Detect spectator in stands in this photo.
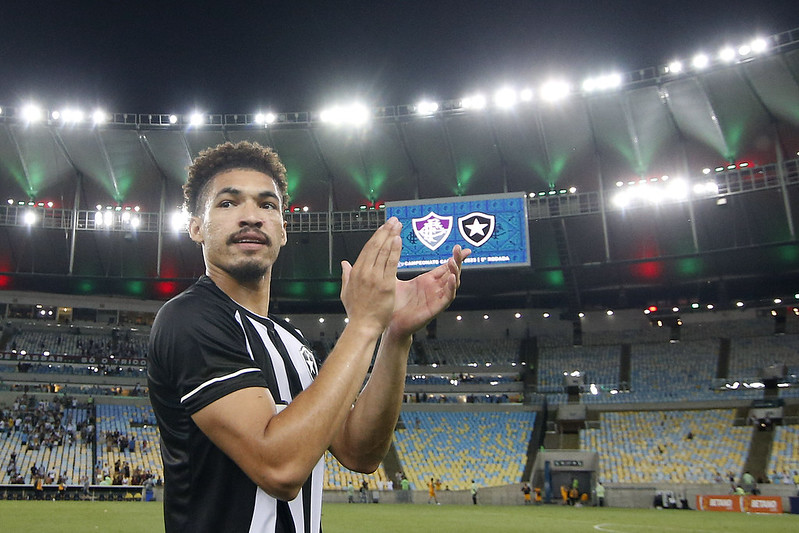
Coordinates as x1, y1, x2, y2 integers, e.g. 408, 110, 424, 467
147, 141, 469, 532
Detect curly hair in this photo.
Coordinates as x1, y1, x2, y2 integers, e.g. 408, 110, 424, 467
184, 141, 290, 216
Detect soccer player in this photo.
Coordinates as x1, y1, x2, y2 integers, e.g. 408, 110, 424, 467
148, 141, 470, 532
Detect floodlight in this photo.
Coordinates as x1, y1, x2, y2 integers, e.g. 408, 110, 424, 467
702, 168, 711, 174
493, 87, 517, 109
461, 94, 487, 110
568, 186, 577, 193
254, 112, 276, 125
612, 192, 630, 208
94, 212, 103, 227
320, 103, 370, 125
103, 211, 113, 227
130, 216, 140, 229
751, 38, 768, 54
170, 210, 188, 231
51, 111, 61, 120
21, 104, 43, 123
692, 54, 709, 69
719, 47, 736, 62
23, 210, 37, 226
415, 101, 439, 116
168, 114, 178, 124
665, 178, 688, 200
667, 61, 683, 74
738, 44, 751, 57
92, 109, 108, 124
586, 73, 622, 92
519, 88, 533, 102
736, 301, 744, 308
539, 81, 570, 102
122, 211, 131, 223
60, 108, 84, 123
189, 113, 205, 126
606, 310, 614, 316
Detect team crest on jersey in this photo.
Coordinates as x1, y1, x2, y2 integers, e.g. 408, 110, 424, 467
412, 211, 453, 251
457, 212, 495, 247
301, 345, 318, 378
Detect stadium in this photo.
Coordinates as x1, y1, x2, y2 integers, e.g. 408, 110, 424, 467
1, 6, 799, 532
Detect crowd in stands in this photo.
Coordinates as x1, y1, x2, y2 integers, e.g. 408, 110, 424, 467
1, 394, 94, 485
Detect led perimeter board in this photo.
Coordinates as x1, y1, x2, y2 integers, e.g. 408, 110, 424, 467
385, 192, 530, 271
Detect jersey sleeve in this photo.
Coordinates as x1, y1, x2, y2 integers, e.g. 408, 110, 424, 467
149, 293, 267, 415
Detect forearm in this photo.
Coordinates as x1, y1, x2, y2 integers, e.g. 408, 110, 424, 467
194, 320, 382, 500
332, 327, 412, 471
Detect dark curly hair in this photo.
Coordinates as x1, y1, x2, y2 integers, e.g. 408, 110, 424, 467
184, 141, 290, 216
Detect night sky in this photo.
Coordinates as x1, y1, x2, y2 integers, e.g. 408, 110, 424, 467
1, 1, 798, 113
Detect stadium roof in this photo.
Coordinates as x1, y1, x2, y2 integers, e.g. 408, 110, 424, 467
1, 31, 798, 314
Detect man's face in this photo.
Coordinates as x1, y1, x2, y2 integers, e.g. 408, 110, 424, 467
189, 168, 287, 283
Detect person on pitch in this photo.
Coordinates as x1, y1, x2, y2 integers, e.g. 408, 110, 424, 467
148, 141, 470, 532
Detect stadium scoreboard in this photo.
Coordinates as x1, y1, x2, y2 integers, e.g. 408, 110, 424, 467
385, 192, 530, 271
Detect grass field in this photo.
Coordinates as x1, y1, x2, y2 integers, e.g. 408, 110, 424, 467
1, 501, 798, 532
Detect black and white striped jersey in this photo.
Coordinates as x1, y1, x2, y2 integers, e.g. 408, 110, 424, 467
148, 275, 323, 533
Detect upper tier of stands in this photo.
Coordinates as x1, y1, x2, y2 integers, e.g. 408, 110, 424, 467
2, 315, 798, 405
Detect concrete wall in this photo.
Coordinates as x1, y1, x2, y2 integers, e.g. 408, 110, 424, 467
323, 482, 799, 509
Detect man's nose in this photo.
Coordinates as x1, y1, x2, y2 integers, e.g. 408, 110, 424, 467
239, 202, 263, 226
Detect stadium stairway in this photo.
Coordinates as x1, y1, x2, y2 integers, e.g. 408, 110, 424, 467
743, 426, 774, 482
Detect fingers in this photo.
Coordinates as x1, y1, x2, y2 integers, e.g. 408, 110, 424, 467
340, 260, 352, 290
448, 245, 471, 288
357, 217, 402, 271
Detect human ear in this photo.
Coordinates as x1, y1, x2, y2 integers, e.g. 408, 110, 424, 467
188, 216, 204, 244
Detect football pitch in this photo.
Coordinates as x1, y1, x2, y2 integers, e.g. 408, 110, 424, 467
2, 501, 798, 532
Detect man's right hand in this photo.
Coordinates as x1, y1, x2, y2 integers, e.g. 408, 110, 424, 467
339, 217, 403, 337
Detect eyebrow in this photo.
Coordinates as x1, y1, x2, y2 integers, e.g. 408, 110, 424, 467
214, 187, 281, 203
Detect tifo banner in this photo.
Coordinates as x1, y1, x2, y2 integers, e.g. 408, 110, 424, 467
696, 495, 783, 514
696, 495, 742, 512
743, 496, 782, 514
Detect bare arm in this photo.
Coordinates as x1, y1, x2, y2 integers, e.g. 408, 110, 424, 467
191, 219, 403, 500
330, 245, 471, 471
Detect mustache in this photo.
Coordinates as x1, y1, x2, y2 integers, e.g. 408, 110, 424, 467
227, 228, 271, 246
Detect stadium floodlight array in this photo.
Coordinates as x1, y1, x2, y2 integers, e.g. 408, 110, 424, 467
0, 29, 790, 130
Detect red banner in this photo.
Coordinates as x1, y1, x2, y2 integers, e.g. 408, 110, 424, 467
743, 496, 782, 514
697, 495, 783, 514
696, 495, 742, 512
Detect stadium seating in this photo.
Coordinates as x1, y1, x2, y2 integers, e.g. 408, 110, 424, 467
95, 404, 163, 482
766, 425, 799, 483
581, 409, 750, 483
392, 410, 535, 490
419, 339, 519, 366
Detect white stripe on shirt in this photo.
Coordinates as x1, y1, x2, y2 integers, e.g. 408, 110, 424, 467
180, 367, 262, 403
